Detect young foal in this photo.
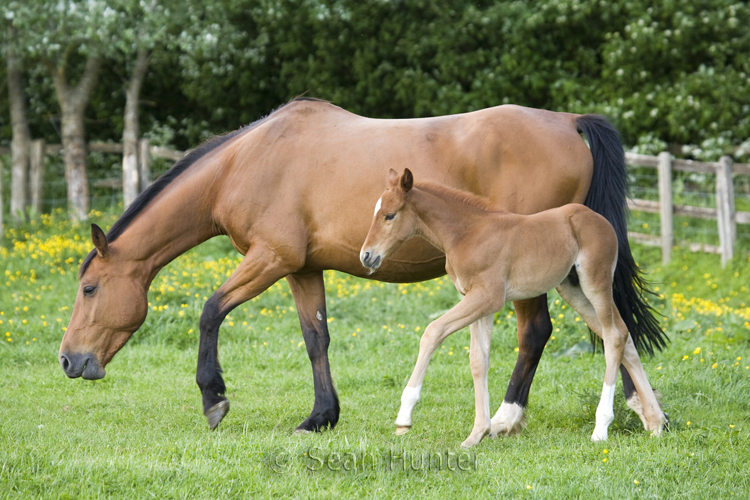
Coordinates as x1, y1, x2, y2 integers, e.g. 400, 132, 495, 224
360, 169, 666, 447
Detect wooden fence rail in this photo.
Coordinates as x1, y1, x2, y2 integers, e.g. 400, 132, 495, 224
625, 152, 750, 267
2, 141, 749, 266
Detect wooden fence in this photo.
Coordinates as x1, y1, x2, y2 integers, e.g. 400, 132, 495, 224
2, 141, 749, 266
625, 152, 750, 267
0, 139, 184, 214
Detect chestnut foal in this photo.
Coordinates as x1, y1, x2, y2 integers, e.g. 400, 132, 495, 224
360, 169, 666, 447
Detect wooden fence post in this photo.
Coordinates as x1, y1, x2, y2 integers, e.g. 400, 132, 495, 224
29, 139, 45, 215
658, 151, 673, 264
138, 138, 150, 191
716, 156, 735, 266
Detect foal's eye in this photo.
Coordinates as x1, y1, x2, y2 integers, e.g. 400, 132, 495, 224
83, 285, 97, 296
384, 213, 396, 221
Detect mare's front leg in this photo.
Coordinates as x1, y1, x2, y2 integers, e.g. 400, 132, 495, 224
491, 294, 551, 437
395, 289, 499, 436
462, 314, 494, 448
198, 241, 294, 429
286, 271, 339, 433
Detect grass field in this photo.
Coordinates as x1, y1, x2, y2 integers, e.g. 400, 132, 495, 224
2, 211, 749, 499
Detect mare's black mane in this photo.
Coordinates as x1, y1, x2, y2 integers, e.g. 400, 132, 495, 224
78, 97, 325, 278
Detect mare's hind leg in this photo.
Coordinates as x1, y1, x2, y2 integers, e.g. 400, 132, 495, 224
198, 241, 296, 429
395, 289, 501, 438
490, 295, 551, 437
287, 271, 339, 433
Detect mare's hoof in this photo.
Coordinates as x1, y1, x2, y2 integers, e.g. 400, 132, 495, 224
395, 426, 411, 436
295, 408, 339, 433
489, 420, 523, 437
206, 400, 230, 430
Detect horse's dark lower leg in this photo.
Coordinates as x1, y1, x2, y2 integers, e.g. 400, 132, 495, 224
197, 294, 230, 429
491, 294, 551, 436
620, 364, 636, 401
287, 272, 340, 432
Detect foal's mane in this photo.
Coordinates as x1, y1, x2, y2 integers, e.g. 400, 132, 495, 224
415, 181, 502, 213
78, 97, 326, 279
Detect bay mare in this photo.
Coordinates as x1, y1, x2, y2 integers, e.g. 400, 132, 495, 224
360, 169, 666, 446
59, 98, 666, 433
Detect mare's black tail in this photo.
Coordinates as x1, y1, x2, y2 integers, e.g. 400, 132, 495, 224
576, 114, 668, 355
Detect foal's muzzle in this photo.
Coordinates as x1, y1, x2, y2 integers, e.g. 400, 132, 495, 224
59, 352, 106, 380
360, 251, 381, 270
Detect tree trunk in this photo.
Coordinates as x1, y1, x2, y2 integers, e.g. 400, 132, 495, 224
122, 48, 150, 207
0, 155, 4, 238
51, 54, 102, 221
7, 25, 31, 224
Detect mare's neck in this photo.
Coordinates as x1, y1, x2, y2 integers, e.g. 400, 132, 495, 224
410, 186, 489, 253
111, 159, 223, 285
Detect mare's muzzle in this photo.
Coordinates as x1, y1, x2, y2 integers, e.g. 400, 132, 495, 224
59, 352, 106, 380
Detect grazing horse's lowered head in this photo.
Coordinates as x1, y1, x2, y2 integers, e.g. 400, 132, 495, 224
58, 224, 148, 380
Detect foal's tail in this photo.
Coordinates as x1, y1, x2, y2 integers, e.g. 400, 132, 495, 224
576, 114, 668, 356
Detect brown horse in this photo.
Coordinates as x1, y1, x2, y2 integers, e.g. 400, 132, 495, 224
59, 98, 666, 433
360, 169, 666, 446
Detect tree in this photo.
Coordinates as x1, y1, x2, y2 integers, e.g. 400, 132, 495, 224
5, 23, 30, 223
1, 1, 116, 221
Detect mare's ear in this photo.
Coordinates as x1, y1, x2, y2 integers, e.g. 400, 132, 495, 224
401, 168, 413, 192
387, 168, 400, 187
91, 224, 109, 258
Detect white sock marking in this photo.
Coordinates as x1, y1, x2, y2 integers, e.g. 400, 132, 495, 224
395, 385, 421, 427
491, 402, 524, 428
592, 382, 616, 441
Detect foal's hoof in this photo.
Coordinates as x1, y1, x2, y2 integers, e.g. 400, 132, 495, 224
395, 425, 411, 436
205, 400, 230, 430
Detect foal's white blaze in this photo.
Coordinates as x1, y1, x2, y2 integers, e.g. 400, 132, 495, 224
591, 382, 616, 441
395, 385, 422, 427
490, 401, 525, 436
373, 197, 382, 217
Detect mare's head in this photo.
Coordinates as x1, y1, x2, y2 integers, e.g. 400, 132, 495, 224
58, 224, 148, 380
360, 168, 417, 271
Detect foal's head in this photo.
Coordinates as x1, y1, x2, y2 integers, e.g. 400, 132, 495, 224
360, 168, 416, 271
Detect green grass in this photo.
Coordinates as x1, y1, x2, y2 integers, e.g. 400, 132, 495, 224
1, 213, 749, 499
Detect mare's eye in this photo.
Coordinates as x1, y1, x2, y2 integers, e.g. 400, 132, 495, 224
83, 285, 97, 296
384, 213, 396, 221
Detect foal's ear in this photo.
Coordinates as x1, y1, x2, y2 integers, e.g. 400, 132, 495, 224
91, 224, 109, 258
401, 168, 413, 192
387, 168, 400, 187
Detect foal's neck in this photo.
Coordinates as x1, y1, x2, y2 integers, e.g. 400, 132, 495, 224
410, 184, 497, 253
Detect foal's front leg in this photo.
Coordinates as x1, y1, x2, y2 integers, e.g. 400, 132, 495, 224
462, 314, 494, 448
395, 290, 497, 436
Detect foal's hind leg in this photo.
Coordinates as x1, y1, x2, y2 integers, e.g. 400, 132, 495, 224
557, 280, 658, 430
556, 278, 625, 441
619, 333, 667, 435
